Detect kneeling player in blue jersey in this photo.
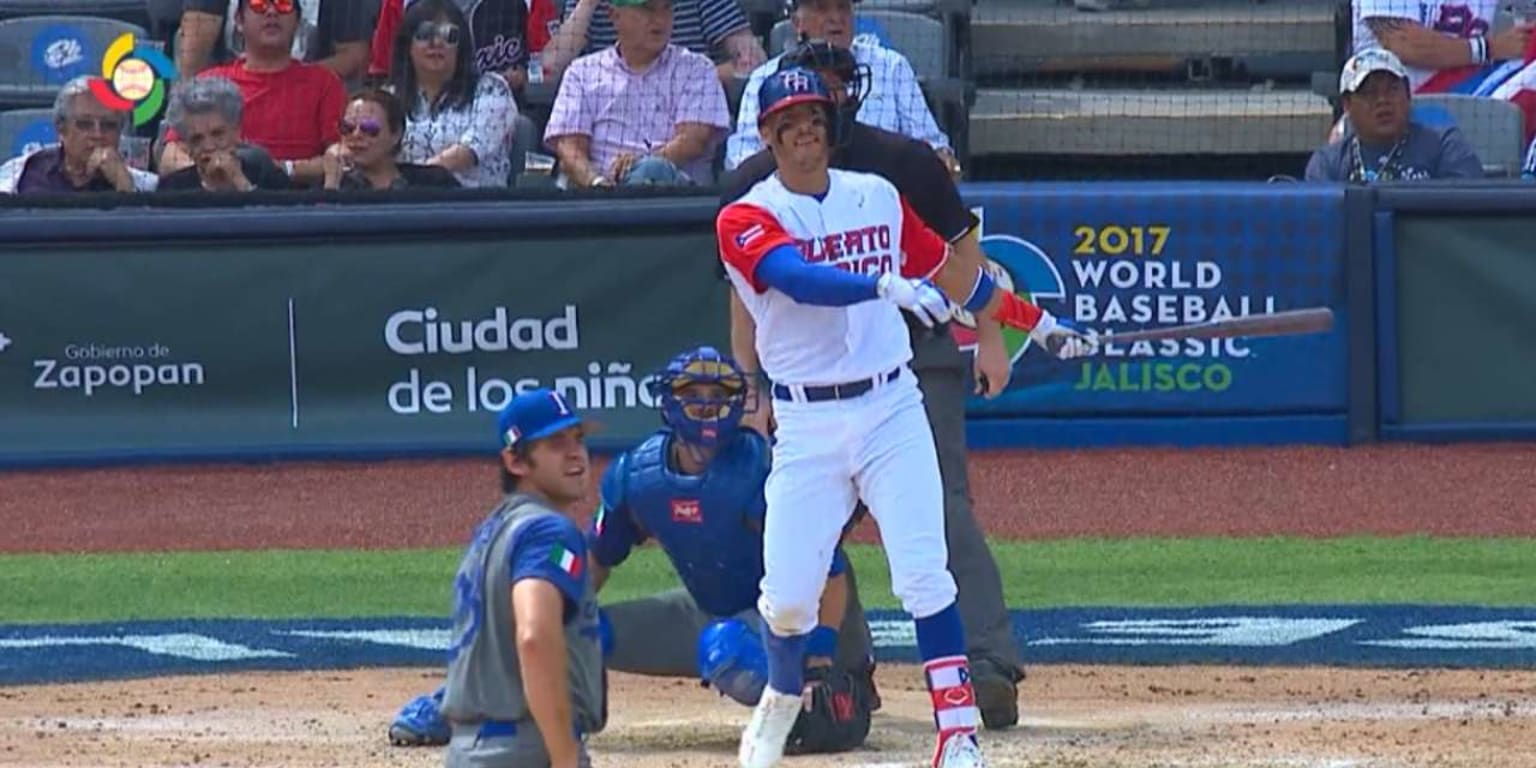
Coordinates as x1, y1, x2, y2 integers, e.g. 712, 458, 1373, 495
390, 346, 878, 756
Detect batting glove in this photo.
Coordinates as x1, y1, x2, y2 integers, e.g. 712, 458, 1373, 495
876, 274, 949, 328
1030, 311, 1099, 360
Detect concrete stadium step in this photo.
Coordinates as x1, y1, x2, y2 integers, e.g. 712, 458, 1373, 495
969, 87, 1333, 155
972, 1, 1338, 77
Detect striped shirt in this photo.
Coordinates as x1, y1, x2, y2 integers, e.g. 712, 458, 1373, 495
563, 0, 749, 58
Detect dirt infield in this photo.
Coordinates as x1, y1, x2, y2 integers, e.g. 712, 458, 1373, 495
3, 444, 1535, 554
2, 664, 1534, 768
3, 443, 1536, 766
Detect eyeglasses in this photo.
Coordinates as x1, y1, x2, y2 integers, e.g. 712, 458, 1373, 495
339, 118, 383, 137
248, 0, 296, 14
413, 21, 460, 46
69, 117, 122, 133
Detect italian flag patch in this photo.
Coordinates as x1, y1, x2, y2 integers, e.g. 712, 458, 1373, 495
550, 544, 582, 579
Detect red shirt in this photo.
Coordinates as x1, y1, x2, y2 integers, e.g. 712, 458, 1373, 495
168, 59, 345, 162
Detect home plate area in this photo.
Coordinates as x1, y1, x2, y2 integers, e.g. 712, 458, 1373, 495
3, 664, 1535, 767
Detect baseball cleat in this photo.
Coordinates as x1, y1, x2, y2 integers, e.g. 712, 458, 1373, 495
388, 688, 450, 747
738, 688, 802, 768
934, 733, 990, 768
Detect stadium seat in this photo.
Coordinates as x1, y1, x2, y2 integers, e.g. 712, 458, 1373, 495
1410, 93, 1526, 177
0, 106, 54, 159
0, 15, 151, 108
509, 113, 537, 177
0, 0, 150, 28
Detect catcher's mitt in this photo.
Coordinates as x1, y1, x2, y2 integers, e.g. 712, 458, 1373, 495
784, 665, 873, 755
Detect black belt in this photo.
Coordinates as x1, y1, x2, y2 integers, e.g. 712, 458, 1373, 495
771, 368, 901, 403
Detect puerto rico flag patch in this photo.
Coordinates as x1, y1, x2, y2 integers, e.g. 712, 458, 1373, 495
550, 544, 583, 578
735, 224, 764, 248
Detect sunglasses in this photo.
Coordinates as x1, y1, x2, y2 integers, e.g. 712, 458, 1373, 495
339, 118, 383, 137
413, 21, 461, 46
247, 0, 295, 14
69, 117, 122, 133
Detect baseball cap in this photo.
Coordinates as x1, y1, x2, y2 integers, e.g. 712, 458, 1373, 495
496, 388, 593, 450
758, 67, 835, 124
1339, 48, 1408, 94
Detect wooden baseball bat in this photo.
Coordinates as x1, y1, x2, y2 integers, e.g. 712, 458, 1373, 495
1097, 307, 1335, 345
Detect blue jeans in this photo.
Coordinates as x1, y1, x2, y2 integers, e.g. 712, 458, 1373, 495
621, 155, 694, 187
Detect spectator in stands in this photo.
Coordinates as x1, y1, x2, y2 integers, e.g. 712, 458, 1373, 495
1349, 0, 1536, 145
368, 0, 561, 88
391, 0, 520, 187
0, 77, 157, 194
1352, 0, 1529, 95
543, 0, 731, 187
540, 0, 764, 84
323, 89, 463, 189
1306, 49, 1483, 182
178, 0, 378, 83
723, 0, 955, 174
157, 78, 293, 191
159, 0, 348, 186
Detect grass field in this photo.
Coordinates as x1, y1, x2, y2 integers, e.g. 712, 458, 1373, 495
5, 536, 1535, 624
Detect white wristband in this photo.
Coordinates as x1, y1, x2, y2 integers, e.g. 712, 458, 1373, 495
1470, 36, 1489, 65
284, 159, 295, 177
1028, 309, 1058, 343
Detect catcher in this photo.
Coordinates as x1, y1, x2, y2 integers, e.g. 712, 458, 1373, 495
391, 345, 878, 756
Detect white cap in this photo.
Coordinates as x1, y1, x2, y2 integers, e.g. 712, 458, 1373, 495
1339, 48, 1409, 94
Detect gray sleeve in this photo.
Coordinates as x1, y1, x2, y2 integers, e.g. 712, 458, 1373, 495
1303, 146, 1339, 182
1435, 127, 1486, 179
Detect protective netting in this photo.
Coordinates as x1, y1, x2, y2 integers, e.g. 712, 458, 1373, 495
3, 0, 1536, 190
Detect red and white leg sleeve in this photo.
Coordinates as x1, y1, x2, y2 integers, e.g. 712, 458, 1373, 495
924, 655, 980, 765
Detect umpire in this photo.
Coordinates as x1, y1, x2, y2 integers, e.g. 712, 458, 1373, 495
718, 38, 1026, 730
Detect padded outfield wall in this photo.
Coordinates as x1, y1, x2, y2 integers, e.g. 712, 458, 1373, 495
0, 182, 1530, 467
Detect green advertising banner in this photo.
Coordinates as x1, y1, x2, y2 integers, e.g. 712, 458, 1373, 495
1392, 216, 1536, 425
0, 232, 726, 461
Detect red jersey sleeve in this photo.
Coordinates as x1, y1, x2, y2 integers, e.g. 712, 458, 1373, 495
717, 202, 796, 293
898, 194, 950, 280
368, 0, 403, 78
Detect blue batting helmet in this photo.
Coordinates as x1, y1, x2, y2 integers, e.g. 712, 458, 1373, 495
757, 66, 835, 126
648, 346, 749, 448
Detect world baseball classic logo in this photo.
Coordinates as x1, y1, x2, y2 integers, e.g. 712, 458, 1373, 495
87, 33, 178, 128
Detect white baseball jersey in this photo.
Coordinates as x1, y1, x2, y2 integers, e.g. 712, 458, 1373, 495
1353, 0, 1499, 90
716, 168, 948, 387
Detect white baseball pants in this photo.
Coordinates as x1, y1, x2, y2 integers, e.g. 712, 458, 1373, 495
757, 368, 957, 637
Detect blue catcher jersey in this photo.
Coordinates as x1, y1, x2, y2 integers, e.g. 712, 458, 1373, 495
588, 428, 770, 618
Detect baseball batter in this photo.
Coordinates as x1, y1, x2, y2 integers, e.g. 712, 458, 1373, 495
391, 347, 877, 756
438, 388, 606, 768
716, 68, 1096, 768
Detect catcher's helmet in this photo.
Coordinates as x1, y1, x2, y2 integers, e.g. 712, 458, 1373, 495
777, 37, 870, 115
757, 66, 836, 126
647, 346, 749, 448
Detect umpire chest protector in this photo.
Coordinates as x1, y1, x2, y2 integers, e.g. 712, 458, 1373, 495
621, 429, 770, 617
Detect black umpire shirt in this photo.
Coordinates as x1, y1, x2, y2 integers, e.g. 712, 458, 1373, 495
717, 122, 977, 372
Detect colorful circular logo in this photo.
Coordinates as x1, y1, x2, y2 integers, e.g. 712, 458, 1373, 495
950, 234, 1067, 364
86, 34, 177, 127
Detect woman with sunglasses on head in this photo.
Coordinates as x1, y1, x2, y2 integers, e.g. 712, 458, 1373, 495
323, 88, 461, 190
389, 0, 519, 187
